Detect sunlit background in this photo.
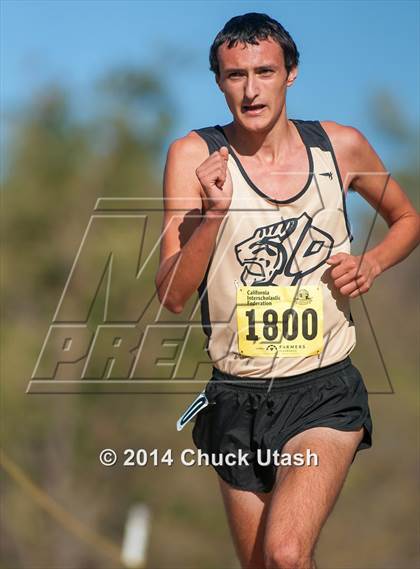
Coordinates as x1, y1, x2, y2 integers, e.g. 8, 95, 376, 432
1, 1, 419, 568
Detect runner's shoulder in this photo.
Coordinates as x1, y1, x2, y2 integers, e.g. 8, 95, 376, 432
166, 130, 210, 168
320, 120, 370, 157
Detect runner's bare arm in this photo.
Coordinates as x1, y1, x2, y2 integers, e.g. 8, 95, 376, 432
322, 121, 420, 275
155, 132, 229, 313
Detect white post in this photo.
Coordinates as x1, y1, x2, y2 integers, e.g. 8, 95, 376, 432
121, 504, 151, 569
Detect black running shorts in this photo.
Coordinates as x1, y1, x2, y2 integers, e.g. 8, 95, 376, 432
192, 356, 373, 493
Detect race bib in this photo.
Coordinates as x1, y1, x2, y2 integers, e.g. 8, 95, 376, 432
236, 285, 323, 358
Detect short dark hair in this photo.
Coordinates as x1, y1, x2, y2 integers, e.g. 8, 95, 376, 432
209, 12, 299, 77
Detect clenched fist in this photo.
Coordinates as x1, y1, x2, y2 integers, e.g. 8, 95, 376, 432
326, 252, 382, 298
195, 146, 233, 216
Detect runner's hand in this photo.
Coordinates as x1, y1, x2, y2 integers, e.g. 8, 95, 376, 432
326, 252, 382, 298
195, 146, 233, 216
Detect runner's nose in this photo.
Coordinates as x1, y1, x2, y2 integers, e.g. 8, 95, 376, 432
244, 76, 259, 100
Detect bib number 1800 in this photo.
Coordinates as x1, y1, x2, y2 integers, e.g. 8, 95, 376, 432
245, 307, 318, 341
236, 285, 323, 358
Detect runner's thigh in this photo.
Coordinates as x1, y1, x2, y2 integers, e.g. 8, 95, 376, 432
264, 426, 364, 559
218, 476, 272, 569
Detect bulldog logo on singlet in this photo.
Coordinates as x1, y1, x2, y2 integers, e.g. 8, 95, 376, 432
234, 213, 333, 286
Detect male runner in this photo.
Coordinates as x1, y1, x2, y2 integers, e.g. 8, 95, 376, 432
155, 13, 420, 569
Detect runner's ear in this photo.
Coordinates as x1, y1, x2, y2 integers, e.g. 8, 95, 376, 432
215, 74, 224, 93
286, 66, 298, 87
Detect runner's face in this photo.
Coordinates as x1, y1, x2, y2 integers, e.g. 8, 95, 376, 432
216, 38, 297, 131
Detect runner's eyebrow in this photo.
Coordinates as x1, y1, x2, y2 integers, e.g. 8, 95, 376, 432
224, 65, 278, 74
255, 65, 277, 70
224, 68, 246, 74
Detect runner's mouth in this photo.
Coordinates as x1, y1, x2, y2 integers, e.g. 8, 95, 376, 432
242, 104, 266, 114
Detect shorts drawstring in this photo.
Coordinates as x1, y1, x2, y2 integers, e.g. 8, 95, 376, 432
250, 396, 259, 412
265, 393, 275, 416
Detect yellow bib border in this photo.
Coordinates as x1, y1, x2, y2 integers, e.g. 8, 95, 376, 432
236, 285, 323, 358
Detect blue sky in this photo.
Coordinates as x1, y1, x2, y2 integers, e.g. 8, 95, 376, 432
1, 0, 419, 172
